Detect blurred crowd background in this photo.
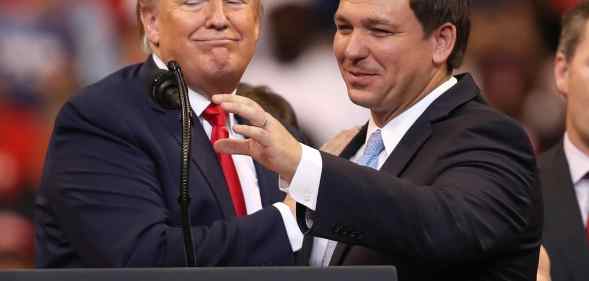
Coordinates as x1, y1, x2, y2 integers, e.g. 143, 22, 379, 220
0, 0, 582, 268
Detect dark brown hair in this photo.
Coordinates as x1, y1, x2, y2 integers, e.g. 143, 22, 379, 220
409, 0, 471, 71
558, 1, 589, 61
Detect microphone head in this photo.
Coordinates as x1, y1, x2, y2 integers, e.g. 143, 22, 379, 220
152, 69, 181, 110
167, 61, 181, 72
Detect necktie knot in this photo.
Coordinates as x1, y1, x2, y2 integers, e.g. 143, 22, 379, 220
357, 129, 385, 169
203, 104, 227, 127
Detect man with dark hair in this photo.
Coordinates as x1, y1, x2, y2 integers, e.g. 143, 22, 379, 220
35, 0, 304, 267
540, 2, 589, 281
212, 0, 542, 280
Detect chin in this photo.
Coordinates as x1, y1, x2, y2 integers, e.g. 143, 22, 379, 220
348, 88, 377, 107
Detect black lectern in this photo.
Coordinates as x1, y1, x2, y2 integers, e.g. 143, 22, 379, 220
0, 266, 397, 281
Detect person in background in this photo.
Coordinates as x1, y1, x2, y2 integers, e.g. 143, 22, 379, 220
237, 83, 310, 145
540, 2, 589, 281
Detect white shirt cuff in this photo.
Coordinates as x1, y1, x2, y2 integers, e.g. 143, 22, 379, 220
287, 144, 323, 211
273, 202, 303, 252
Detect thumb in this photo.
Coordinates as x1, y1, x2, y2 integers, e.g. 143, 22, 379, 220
214, 139, 252, 155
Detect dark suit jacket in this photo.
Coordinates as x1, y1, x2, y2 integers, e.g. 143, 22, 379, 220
297, 74, 542, 281
539, 142, 589, 281
35, 58, 294, 267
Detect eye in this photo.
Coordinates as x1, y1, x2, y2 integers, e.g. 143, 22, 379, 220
370, 28, 393, 37
225, 0, 245, 4
184, 0, 205, 5
336, 24, 353, 35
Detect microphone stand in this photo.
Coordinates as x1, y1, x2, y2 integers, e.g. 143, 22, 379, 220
168, 61, 196, 267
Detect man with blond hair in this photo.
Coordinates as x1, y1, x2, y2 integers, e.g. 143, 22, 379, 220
35, 0, 304, 267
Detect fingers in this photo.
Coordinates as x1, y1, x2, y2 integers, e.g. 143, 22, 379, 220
233, 124, 272, 147
212, 94, 266, 127
213, 139, 251, 155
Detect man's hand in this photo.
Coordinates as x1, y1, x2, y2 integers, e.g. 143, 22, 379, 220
211, 94, 302, 182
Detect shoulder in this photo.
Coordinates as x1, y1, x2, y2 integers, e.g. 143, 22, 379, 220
70, 62, 146, 111
442, 97, 533, 153
54, 62, 149, 136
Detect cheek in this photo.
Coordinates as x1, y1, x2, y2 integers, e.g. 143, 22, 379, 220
332, 36, 346, 62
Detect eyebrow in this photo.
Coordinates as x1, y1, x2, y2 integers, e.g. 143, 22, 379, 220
363, 18, 395, 27
334, 14, 397, 28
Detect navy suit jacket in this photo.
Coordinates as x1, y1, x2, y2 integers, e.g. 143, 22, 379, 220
297, 74, 542, 281
35, 58, 294, 267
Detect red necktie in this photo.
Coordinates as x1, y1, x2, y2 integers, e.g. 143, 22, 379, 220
203, 104, 247, 216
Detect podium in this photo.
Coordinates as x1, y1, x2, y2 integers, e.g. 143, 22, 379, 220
1, 266, 397, 281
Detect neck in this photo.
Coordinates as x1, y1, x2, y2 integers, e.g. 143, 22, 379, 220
186, 75, 239, 99
567, 125, 589, 158
372, 69, 451, 128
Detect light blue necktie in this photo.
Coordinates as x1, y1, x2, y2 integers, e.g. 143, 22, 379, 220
356, 129, 385, 169
321, 129, 385, 266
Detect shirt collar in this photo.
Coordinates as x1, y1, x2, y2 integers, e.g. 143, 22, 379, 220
366, 76, 458, 155
564, 133, 589, 184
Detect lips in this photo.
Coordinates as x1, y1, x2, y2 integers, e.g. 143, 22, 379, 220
193, 38, 238, 46
344, 69, 378, 87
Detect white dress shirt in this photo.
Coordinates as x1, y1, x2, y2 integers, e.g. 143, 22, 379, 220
563, 134, 589, 227
288, 77, 458, 266
152, 55, 303, 252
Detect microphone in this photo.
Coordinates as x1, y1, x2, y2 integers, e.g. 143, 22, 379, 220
151, 61, 196, 267
152, 69, 180, 109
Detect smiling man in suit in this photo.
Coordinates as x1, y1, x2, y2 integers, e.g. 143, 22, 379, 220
35, 0, 304, 267
540, 2, 589, 281
212, 0, 542, 280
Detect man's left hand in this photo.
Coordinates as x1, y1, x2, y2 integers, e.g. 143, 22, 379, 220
212, 94, 302, 182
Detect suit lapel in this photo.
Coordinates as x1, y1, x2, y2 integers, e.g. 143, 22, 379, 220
141, 57, 236, 218
542, 143, 589, 281
380, 119, 432, 176
189, 118, 236, 218
156, 110, 236, 218
380, 74, 478, 176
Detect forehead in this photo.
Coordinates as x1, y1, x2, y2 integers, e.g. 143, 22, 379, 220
156, 0, 261, 6
336, 0, 412, 23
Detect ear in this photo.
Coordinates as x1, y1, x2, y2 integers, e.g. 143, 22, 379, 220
140, 3, 161, 48
431, 23, 457, 67
253, 3, 262, 43
554, 52, 570, 99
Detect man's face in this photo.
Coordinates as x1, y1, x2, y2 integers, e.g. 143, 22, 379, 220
555, 22, 589, 150
146, 0, 260, 95
333, 0, 438, 122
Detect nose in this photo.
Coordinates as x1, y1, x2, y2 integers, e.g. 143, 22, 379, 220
206, 1, 229, 31
343, 31, 369, 62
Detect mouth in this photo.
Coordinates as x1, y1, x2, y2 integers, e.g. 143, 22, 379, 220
344, 69, 378, 86
193, 38, 239, 47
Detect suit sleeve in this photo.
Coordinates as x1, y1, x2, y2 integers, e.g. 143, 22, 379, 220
42, 100, 293, 267
305, 119, 541, 265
